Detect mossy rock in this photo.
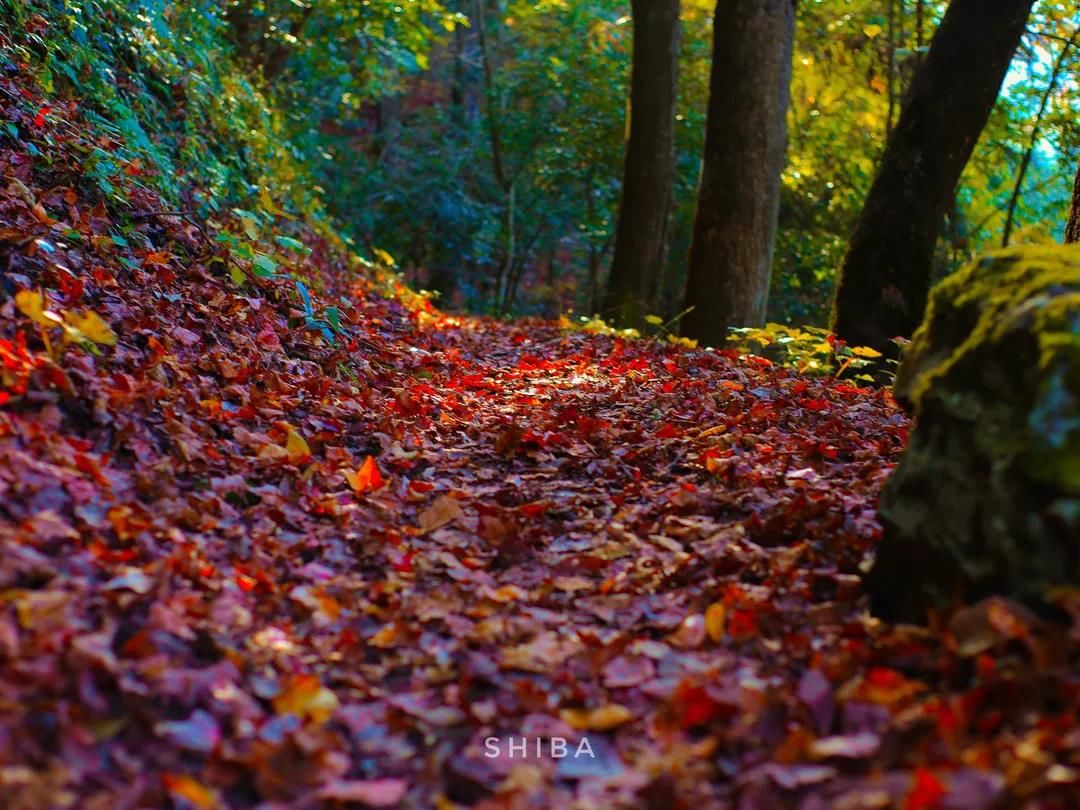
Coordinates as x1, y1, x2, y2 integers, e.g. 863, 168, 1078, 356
867, 245, 1080, 622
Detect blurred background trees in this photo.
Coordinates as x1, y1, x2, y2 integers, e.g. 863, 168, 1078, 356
9, 0, 1078, 328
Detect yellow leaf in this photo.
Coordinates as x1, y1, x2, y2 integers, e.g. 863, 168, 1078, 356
705, 602, 726, 642
273, 674, 339, 723
15, 289, 61, 327
851, 346, 883, 359
560, 703, 633, 731
864, 23, 883, 37
284, 428, 311, 463
644, 314, 664, 326
66, 310, 118, 346
667, 334, 698, 350
374, 247, 396, 267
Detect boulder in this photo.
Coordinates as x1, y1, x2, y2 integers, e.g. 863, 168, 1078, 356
867, 246, 1080, 622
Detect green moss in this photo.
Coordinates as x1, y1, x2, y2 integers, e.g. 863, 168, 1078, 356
897, 246, 1080, 406
895, 246, 1080, 492
872, 246, 1080, 620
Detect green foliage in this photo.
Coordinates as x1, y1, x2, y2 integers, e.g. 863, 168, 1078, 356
7, 2, 301, 216
728, 323, 889, 381
3, 0, 1074, 330
774, 0, 1078, 324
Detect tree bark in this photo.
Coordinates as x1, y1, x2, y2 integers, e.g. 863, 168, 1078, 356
602, 0, 680, 329
831, 0, 1035, 353
681, 0, 796, 346
1067, 161, 1080, 244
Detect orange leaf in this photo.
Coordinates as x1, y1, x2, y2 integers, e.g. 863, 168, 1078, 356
273, 674, 339, 724
345, 455, 383, 494
162, 774, 220, 809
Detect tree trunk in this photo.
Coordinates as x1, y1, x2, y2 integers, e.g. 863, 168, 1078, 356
1067, 162, 1080, 244
602, 0, 680, 329
680, 0, 796, 346
886, 0, 896, 135
831, 0, 1034, 353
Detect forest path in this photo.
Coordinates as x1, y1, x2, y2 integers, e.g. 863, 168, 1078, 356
3, 282, 1061, 809
8, 281, 1022, 807
303, 314, 919, 806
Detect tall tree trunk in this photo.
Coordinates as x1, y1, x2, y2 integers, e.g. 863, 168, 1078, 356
831, 0, 1034, 352
886, 0, 897, 136
1067, 161, 1080, 244
914, 0, 925, 67
602, 0, 680, 329
681, 0, 796, 346
474, 0, 507, 191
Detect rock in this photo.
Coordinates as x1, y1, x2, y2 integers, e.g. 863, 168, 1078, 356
867, 246, 1080, 622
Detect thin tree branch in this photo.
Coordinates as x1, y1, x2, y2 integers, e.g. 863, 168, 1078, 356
1002, 26, 1078, 246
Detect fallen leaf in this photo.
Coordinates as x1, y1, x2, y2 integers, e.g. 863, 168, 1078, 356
162, 774, 220, 809
66, 310, 118, 346
285, 428, 312, 463
15, 289, 61, 327
560, 703, 634, 731
103, 568, 154, 594
156, 710, 221, 753
418, 494, 463, 532
704, 601, 726, 642
273, 673, 339, 723
809, 731, 881, 760
316, 779, 408, 806
346, 455, 383, 493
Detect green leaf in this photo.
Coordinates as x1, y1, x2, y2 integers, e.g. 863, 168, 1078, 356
253, 254, 277, 277
295, 280, 314, 317
325, 306, 342, 333
275, 235, 307, 252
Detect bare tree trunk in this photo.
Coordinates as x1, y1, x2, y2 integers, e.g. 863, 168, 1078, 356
886, 0, 897, 136
914, 0, 925, 66
473, 0, 517, 315
831, 0, 1035, 353
1067, 162, 1080, 244
474, 0, 507, 190
681, 0, 796, 346
1002, 27, 1078, 246
603, 0, 680, 329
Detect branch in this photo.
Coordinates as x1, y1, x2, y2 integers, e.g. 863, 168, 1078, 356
1001, 26, 1079, 246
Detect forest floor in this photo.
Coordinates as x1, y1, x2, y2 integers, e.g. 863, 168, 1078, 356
2, 63, 1080, 810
